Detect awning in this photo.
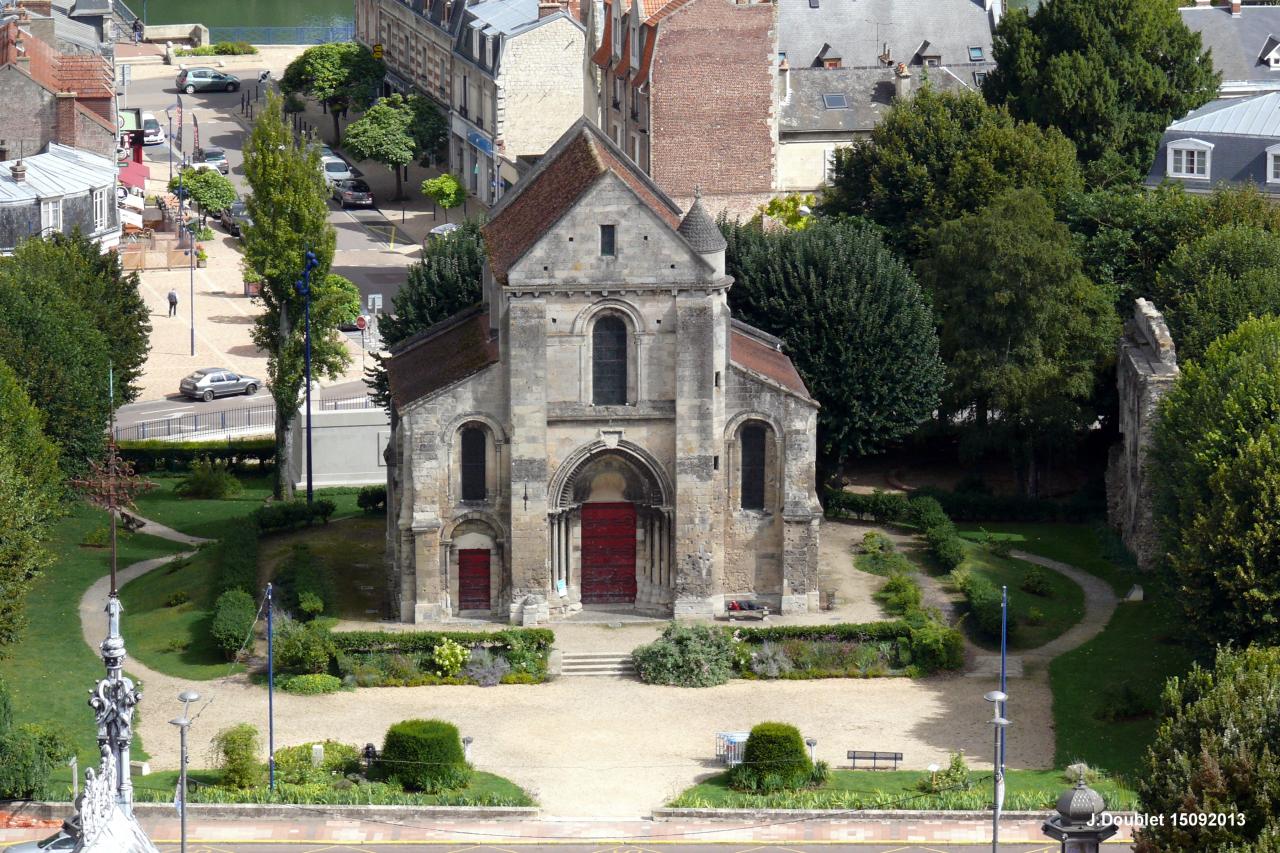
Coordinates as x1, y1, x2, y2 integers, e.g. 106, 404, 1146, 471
118, 160, 150, 190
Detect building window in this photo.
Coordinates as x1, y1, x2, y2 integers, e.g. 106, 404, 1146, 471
968, 46, 984, 61
599, 223, 616, 256
1169, 145, 1209, 178
974, 70, 988, 86
40, 198, 62, 234
925, 57, 940, 67
460, 427, 487, 500
592, 315, 627, 405
1270, 152, 1280, 182
740, 424, 766, 510
823, 148, 837, 183
93, 188, 108, 232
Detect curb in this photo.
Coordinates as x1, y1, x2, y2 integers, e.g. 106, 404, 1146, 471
653, 807, 1138, 821
4, 802, 540, 822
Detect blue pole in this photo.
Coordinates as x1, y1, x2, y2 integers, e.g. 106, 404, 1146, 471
266, 582, 274, 791
1000, 584, 1008, 774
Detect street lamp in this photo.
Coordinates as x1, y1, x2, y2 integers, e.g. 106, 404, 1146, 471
294, 250, 320, 504
1042, 781, 1118, 852
985, 690, 1009, 853
169, 689, 200, 853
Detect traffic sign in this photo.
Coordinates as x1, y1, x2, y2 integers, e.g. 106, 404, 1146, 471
372, 43, 384, 60
355, 315, 368, 331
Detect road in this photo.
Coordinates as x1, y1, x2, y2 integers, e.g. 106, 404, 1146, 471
3, 842, 1064, 853
115, 378, 373, 433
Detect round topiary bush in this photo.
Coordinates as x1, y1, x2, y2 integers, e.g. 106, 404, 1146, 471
379, 719, 471, 792
728, 721, 816, 793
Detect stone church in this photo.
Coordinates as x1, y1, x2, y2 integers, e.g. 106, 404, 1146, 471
384, 120, 821, 624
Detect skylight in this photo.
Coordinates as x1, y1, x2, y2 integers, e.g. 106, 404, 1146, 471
823, 93, 848, 109
968, 46, 984, 61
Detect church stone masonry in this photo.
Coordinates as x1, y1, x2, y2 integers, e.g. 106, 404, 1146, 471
385, 119, 821, 624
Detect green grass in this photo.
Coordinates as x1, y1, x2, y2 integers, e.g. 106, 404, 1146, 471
0, 504, 188, 766
670, 768, 1137, 810
952, 542, 1086, 651
259, 515, 389, 620
957, 522, 1137, 595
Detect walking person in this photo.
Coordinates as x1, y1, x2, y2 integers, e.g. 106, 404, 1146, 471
167, 289, 178, 318
132, 18, 143, 45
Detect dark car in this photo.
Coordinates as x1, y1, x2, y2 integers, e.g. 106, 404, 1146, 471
175, 67, 241, 94
332, 178, 374, 207
219, 200, 252, 237
180, 367, 261, 401
195, 146, 229, 174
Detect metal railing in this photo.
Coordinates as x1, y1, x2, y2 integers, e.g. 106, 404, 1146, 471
208, 25, 355, 45
114, 395, 381, 442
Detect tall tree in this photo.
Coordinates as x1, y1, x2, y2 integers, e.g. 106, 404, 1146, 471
368, 220, 485, 407
281, 42, 385, 144
1150, 317, 1280, 647
342, 94, 415, 201
421, 173, 468, 224
169, 167, 237, 224
408, 94, 449, 167
3, 233, 150, 404
821, 88, 1082, 259
916, 188, 1117, 496
984, 0, 1219, 172
241, 92, 345, 499
721, 216, 945, 485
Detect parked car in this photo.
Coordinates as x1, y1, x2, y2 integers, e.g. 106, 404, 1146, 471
8, 829, 75, 851
175, 67, 241, 94
180, 368, 261, 401
140, 111, 164, 145
332, 178, 374, 207
195, 146, 229, 174
320, 156, 354, 187
219, 200, 252, 237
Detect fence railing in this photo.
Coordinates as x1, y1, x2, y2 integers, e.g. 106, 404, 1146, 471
208, 25, 355, 45
114, 395, 380, 442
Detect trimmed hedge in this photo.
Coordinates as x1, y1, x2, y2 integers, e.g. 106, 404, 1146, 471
954, 570, 1005, 639
823, 488, 909, 523
214, 524, 260, 597
118, 438, 274, 473
380, 719, 470, 792
330, 628, 554, 655
277, 673, 342, 694
357, 484, 387, 513
728, 722, 816, 792
824, 485, 1105, 524
252, 498, 335, 532
732, 620, 963, 674
210, 588, 257, 659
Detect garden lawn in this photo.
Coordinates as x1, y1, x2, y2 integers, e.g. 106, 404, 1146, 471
957, 523, 1136, 595
670, 768, 1136, 810
259, 515, 389, 620
0, 504, 187, 766
953, 542, 1085, 651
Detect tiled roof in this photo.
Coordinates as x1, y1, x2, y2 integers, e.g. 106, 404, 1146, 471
386, 306, 499, 408
482, 119, 683, 284
676, 189, 726, 252
729, 320, 814, 402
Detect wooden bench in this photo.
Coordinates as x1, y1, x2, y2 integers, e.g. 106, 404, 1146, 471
848, 750, 903, 770
726, 600, 770, 621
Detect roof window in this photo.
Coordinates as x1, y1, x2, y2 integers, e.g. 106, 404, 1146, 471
968, 46, 984, 62
822, 93, 848, 109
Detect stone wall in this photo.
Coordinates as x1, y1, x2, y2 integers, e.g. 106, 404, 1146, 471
1106, 298, 1180, 571
497, 16, 585, 160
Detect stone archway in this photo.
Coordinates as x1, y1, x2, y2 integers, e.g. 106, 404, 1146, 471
548, 441, 674, 615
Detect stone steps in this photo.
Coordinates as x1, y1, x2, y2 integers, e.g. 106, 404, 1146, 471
560, 651, 637, 677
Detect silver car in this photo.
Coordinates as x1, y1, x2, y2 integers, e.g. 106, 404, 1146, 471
180, 368, 261, 402
321, 156, 354, 187
8, 829, 76, 851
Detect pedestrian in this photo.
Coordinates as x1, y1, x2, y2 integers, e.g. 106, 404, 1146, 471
132, 18, 142, 45
167, 288, 178, 318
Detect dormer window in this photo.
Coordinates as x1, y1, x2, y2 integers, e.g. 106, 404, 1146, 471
1167, 138, 1213, 179
630, 24, 639, 68
1261, 35, 1280, 68
1267, 143, 1280, 182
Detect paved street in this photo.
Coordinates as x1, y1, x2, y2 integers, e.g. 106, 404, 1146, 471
110, 843, 1070, 852
115, 378, 372, 434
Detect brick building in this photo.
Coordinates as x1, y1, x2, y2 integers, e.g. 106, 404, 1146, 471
384, 120, 820, 624
587, 0, 777, 217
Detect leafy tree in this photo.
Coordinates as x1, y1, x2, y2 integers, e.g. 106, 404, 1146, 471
821, 88, 1082, 259
722, 216, 944, 484
985, 0, 1219, 172
281, 42, 385, 143
169, 167, 237, 224
4, 233, 150, 404
368, 220, 485, 407
342, 94, 415, 201
1135, 646, 1280, 852
1150, 317, 1280, 647
916, 189, 1117, 496
242, 92, 345, 499
408, 95, 449, 167
322, 274, 362, 328
756, 194, 815, 230
1152, 225, 1280, 362
421, 173, 468, 223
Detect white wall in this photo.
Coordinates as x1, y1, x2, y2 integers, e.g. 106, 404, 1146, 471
289, 407, 391, 489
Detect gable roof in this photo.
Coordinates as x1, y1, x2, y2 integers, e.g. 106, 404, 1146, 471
386, 305, 500, 408
729, 319, 815, 403
482, 118, 684, 284
1168, 91, 1280, 137
1182, 5, 1280, 84
0, 142, 115, 202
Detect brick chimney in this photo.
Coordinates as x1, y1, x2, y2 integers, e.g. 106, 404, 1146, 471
18, 0, 54, 15
10, 160, 26, 182
1231, 0, 1242, 16
55, 91, 77, 148
537, 0, 563, 17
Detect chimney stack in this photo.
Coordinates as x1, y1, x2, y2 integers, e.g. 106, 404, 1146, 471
894, 62, 912, 100
537, 0, 560, 17
11, 160, 25, 182
55, 91, 78, 149
1231, 0, 1242, 15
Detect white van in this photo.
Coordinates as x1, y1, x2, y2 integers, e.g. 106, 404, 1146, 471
141, 112, 164, 145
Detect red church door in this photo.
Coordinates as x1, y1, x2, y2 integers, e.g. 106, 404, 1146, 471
457, 549, 491, 610
581, 502, 637, 604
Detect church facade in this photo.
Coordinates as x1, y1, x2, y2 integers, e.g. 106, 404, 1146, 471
384, 120, 821, 624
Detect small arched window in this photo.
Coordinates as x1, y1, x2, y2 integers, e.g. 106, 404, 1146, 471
592, 316, 627, 405
460, 427, 487, 501
740, 424, 767, 510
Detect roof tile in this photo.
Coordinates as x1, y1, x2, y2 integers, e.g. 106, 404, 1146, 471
730, 323, 813, 401
387, 306, 500, 408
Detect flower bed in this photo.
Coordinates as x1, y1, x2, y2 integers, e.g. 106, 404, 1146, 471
326, 628, 553, 687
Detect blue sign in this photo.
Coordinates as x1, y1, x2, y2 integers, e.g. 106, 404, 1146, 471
467, 129, 494, 157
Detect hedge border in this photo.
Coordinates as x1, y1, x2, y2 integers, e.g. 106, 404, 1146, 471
119, 438, 275, 473
330, 629, 554, 655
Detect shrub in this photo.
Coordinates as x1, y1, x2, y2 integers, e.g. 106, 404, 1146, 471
274, 544, 335, 619
857, 547, 916, 577
379, 719, 470, 792
430, 638, 468, 677
861, 531, 888, 554
632, 624, 735, 687
165, 590, 190, 607
278, 673, 343, 695
875, 572, 922, 616
907, 619, 965, 672
749, 641, 793, 678
0, 732, 48, 799
1027, 606, 1045, 626
911, 486, 1102, 523
252, 498, 335, 532
357, 484, 387, 513
118, 438, 274, 473
464, 648, 510, 687
211, 588, 257, 660
728, 722, 814, 792
1021, 566, 1051, 596
16, 723, 73, 765
917, 751, 972, 793
822, 488, 909, 523
214, 723, 262, 788
273, 616, 334, 674
274, 741, 361, 785
925, 524, 965, 570
214, 40, 257, 54
908, 496, 950, 530
956, 572, 1004, 638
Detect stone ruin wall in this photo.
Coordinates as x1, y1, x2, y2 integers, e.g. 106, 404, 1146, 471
1106, 298, 1180, 571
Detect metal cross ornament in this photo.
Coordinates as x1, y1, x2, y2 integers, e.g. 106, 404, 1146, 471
69, 439, 155, 595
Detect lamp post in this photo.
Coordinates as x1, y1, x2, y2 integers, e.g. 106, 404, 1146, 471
1042, 781, 1118, 852
985, 690, 1009, 853
294, 250, 320, 504
168, 690, 200, 853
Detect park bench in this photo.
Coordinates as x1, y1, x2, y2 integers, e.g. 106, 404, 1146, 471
848, 750, 903, 770
726, 600, 770, 621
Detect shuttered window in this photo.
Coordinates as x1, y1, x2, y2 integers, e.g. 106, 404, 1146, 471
592, 316, 627, 405
740, 424, 766, 510
460, 427, 486, 501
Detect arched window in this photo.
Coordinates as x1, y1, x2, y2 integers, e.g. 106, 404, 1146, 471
592, 315, 628, 405
460, 427, 487, 501
740, 424, 766, 510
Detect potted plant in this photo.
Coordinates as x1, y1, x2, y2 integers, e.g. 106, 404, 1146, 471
196, 246, 208, 268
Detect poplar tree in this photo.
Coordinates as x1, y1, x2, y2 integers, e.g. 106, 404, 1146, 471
242, 92, 345, 499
